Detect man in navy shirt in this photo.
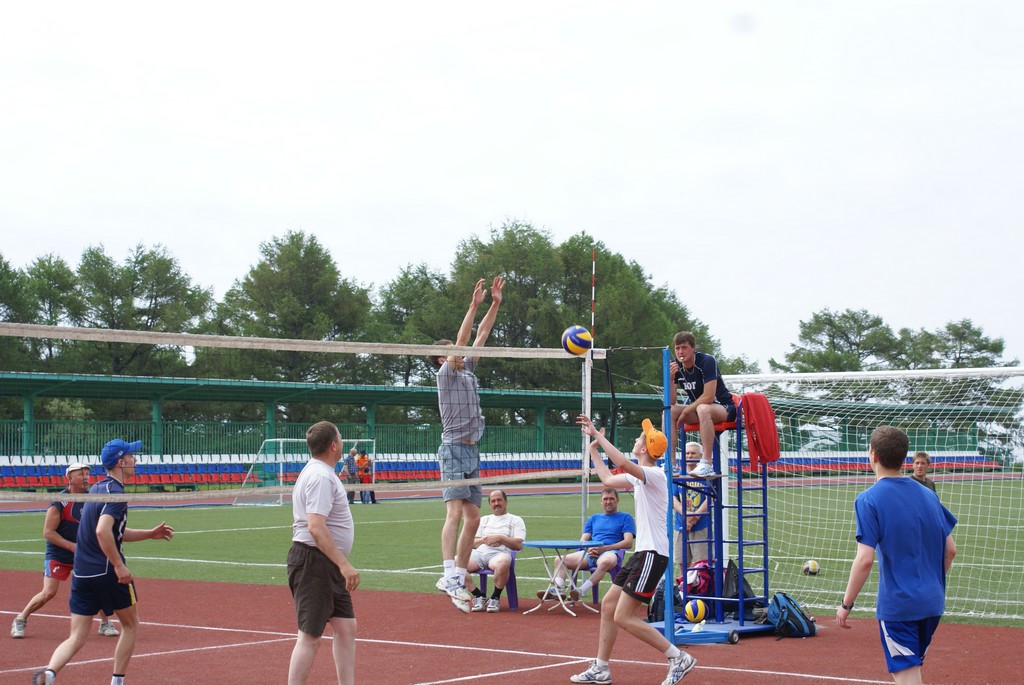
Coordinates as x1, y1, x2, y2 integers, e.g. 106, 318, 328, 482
33, 440, 174, 685
669, 331, 736, 477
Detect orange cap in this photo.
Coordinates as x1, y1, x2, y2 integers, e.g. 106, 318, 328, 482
641, 418, 668, 457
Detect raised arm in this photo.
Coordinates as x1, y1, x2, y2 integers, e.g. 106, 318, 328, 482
454, 278, 487, 347
471, 276, 504, 360
578, 415, 641, 484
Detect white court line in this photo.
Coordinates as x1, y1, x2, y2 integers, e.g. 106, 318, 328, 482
0, 610, 890, 684
0, 637, 295, 676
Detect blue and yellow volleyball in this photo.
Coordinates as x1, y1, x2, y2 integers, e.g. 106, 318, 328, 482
561, 325, 593, 356
684, 599, 707, 623
802, 560, 820, 576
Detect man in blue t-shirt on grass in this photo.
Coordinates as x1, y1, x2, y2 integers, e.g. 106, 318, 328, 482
537, 486, 636, 602
836, 426, 957, 685
33, 440, 174, 685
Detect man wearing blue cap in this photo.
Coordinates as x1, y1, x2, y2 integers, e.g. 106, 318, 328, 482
33, 440, 175, 685
11, 463, 119, 640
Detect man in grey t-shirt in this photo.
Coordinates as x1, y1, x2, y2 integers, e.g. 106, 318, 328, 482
427, 276, 504, 612
287, 421, 360, 685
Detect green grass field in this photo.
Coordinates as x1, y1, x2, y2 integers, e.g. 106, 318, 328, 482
2, 478, 1021, 626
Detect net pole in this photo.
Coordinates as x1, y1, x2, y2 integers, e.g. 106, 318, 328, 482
582, 351, 594, 530
582, 246, 596, 529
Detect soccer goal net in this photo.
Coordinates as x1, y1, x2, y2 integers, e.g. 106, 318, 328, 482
726, 367, 1024, 621
234, 438, 378, 506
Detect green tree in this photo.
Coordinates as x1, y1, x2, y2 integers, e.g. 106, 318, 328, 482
934, 319, 1013, 369
0, 253, 35, 375
770, 308, 896, 373
207, 231, 371, 421
371, 263, 447, 387
24, 254, 86, 368
71, 244, 212, 378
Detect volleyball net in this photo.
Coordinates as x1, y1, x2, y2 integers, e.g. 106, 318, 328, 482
0, 323, 609, 505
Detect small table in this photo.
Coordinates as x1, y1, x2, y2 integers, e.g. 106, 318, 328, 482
522, 539, 601, 617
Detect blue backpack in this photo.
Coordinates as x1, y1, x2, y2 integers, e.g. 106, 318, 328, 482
767, 592, 816, 638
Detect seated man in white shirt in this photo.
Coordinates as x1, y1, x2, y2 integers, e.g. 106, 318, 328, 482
463, 490, 525, 613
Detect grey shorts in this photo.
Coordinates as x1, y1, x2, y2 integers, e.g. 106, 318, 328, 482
438, 443, 482, 506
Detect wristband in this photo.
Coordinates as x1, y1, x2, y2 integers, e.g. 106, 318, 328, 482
840, 601, 854, 611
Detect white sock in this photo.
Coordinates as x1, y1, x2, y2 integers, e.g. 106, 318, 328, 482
554, 577, 565, 588
578, 579, 593, 593
443, 560, 455, 579
596, 659, 610, 669
455, 566, 467, 583
665, 646, 681, 659
111, 675, 125, 685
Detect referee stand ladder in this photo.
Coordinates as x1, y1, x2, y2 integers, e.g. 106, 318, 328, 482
654, 348, 777, 644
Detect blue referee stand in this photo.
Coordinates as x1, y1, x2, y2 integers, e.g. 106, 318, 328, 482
651, 348, 775, 644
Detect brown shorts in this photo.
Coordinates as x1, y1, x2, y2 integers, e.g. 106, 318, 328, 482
287, 541, 355, 637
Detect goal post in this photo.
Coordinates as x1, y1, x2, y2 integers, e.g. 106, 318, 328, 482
233, 437, 377, 506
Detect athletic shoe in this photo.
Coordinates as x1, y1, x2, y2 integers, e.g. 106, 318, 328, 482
536, 587, 561, 600
11, 616, 26, 639
98, 621, 119, 637
31, 669, 55, 685
435, 576, 448, 593
689, 462, 715, 478
451, 595, 471, 613
471, 596, 486, 612
570, 661, 612, 683
443, 577, 473, 603
535, 587, 580, 602
486, 598, 500, 613
662, 653, 696, 685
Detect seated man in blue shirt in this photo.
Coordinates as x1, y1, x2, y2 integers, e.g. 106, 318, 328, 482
536, 487, 635, 601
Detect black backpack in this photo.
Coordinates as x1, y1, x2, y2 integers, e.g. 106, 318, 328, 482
766, 592, 816, 638
647, 578, 684, 623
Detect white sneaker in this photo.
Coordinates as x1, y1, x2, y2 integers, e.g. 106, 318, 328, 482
435, 576, 448, 593
570, 661, 612, 683
11, 616, 26, 638
662, 653, 696, 685
32, 670, 55, 685
443, 577, 473, 603
486, 598, 501, 613
471, 596, 486, 612
689, 461, 715, 478
98, 620, 119, 637
451, 596, 471, 613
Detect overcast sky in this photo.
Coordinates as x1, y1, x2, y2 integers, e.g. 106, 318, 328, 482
2, 1, 1022, 370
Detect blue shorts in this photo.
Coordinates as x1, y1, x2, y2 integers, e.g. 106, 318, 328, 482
878, 617, 941, 673
438, 443, 482, 506
69, 572, 137, 617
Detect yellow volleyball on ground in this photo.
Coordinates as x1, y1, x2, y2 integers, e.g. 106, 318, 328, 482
684, 599, 707, 623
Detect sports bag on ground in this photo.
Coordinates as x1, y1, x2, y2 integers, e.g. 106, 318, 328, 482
766, 592, 816, 638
